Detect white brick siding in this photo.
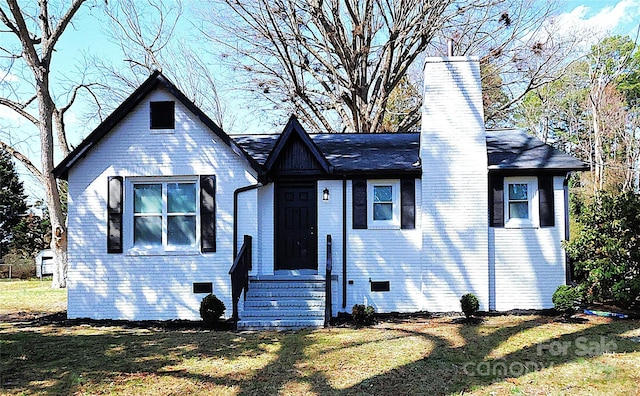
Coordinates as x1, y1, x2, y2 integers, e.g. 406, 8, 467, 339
67, 59, 573, 322
317, 180, 345, 315
253, 179, 424, 315
344, 180, 424, 313
420, 57, 489, 311
256, 184, 275, 275
67, 88, 258, 320
490, 176, 567, 310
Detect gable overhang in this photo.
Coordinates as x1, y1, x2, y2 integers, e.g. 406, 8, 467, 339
332, 169, 422, 179
487, 166, 589, 177
52, 71, 263, 180
263, 115, 333, 179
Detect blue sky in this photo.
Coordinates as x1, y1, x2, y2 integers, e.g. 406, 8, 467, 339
559, 0, 640, 36
2, 0, 640, 202
48, 0, 640, 137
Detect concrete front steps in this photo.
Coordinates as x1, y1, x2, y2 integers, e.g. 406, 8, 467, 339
236, 275, 326, 331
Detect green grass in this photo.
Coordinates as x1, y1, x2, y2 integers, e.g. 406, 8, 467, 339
0, 279, 66, 315
1, 283, 640, 395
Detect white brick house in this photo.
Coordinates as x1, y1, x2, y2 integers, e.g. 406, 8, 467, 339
54, 57, 586, 329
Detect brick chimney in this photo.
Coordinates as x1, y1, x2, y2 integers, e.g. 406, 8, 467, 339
420, 57, 489, 311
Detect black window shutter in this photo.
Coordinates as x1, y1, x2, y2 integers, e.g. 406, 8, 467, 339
107, 176, 123, 253
200, 175, 216, 252
489, 174, 504, 227
352, 180, 367, 229
401, 178, 415, 229
539, 175, 555, 227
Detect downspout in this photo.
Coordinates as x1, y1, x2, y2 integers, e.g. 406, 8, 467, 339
234, 182, 263, 259
342, 178, 347, 309
564, 173, 572, 284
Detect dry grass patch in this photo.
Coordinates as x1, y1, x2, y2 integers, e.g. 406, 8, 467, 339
2, 316, 639, 395
1, 282, 640, 395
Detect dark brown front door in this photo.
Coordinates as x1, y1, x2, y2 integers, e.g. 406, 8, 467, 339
275, 183, 317, 270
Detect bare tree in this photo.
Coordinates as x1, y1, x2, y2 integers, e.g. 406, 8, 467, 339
0, 0, 91, 288
586, 35, 638, 193
443, 0, 580, 126
201, 0, 462, 133
91, 0, 232, 129
516, 34, 640, 195
198, 0, 568, 133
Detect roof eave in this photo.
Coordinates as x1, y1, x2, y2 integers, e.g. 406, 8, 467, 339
488, 165, 589, 174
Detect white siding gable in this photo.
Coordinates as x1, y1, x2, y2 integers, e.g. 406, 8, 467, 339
67, 87, 258, 320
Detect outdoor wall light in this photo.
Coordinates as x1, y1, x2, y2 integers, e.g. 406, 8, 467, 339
322, 188, 330, 201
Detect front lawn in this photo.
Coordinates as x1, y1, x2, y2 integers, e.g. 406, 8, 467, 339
1, 282, 639, 395
0, 279, 66, 318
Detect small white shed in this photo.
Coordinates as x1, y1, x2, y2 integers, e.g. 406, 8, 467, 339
35, 249, 54, 278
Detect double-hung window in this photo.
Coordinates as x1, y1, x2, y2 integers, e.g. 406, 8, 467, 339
504, 176, 538, 228
130, 178, 198, 251
367, 180, 400, 229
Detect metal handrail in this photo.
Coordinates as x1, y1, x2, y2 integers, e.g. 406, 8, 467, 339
229, 235, 252, 329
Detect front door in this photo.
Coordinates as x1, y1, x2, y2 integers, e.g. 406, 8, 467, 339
275, 183, 318, 270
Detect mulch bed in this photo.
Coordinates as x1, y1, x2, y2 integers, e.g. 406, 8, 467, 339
0, 311, 233, 331
3, 304, 638, 331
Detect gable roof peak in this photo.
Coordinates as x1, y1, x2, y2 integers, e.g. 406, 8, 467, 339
263, 115, 332, 176
53, 71, 262, 179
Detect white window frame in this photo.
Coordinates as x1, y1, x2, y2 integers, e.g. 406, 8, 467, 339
367, 179, 401, 229
504, 176, 539, 229
125, 176, 200, 255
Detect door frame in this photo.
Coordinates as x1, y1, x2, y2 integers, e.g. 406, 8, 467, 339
274, 181, 318, 271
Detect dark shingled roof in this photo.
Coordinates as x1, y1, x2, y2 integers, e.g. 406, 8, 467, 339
232, 129, 587, 175
313, 133, 421, 174
53, 71, 585, 181
486, 129, 588, 172
233, 133, 421, 175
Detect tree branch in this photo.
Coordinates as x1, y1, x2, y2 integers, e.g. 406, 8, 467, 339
0, 6, 19, 36
0, 97, 40, 125
0, 140, 44, 183
5, 0, 42, 72
42, 0, 86, 63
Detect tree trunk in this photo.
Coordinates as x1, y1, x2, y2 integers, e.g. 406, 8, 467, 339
36, 75, 68, 288
1, 0, 84, 288
591, 96, 604, 194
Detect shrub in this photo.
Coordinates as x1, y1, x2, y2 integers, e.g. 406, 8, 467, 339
199, 294, 226, 325
552, 285, 581, 316
1, 250, 34, 279
352, 304, 375, 326
565, 191, 640, 308
460, 293, 480, 318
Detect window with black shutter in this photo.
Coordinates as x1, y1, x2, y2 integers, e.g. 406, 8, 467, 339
401, 178, 415, 229
352, 178, 415, 230
200, 175, 216, 252
352, 180, 367, 229
489, 174, 504, 228
111, 175, 215, 253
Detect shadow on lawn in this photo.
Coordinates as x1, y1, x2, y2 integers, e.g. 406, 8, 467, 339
1, 315, 640, 395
